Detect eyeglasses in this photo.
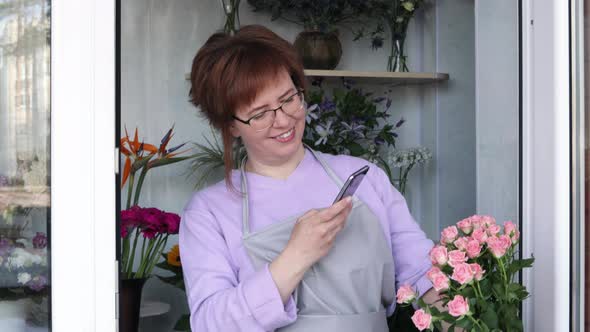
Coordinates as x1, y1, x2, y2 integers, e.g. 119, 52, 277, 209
232, 89, 305, 132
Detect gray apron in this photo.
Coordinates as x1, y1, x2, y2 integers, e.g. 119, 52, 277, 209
241, 147, 395, 332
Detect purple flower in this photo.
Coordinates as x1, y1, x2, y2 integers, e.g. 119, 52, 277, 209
28, 275, 48, 291
0, 238, 11, 256
374, 137, 385, 146
386, 98, 392, 109
0, 175, 8, 187
32, 232, 47, 249
320, 99, 336, 111
395, 118, 406, 128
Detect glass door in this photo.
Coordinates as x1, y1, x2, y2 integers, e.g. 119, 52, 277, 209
0, 0, 51, 330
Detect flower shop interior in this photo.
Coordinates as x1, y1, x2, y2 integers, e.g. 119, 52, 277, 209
0, 0, 586, 331
120, 1, 519, 331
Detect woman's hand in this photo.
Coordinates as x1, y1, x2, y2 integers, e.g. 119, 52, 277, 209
269, 197, 353, 304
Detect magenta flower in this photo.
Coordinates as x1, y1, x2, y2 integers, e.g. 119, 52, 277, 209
120, 206, 181, 239
32, 232, 47, 249
163, 212, 181, 234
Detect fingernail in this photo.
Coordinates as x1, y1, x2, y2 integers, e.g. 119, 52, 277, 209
345, 197, 352, 204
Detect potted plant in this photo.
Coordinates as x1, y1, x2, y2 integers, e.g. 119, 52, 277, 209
248, 0, 367, 69
119, 125, 193, 332
303, 78, 404, 176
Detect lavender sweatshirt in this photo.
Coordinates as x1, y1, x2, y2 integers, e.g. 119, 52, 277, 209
179, 150, 434, 331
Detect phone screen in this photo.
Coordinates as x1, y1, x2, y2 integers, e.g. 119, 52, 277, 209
333, 165, 369, 204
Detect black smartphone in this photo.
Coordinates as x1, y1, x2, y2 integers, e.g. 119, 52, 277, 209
333, 165, 370, 204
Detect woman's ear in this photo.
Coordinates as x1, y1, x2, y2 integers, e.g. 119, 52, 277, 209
230, 123, 241, 138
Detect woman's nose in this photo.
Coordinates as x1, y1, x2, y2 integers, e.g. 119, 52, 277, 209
272, 107, 291, 127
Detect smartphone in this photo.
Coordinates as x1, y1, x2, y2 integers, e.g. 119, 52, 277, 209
333, 165, 370, 204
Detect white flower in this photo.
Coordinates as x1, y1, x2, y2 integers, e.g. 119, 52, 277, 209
388, 147, 432, 168
17, 272, 31, 285
7, 248, 44, 269
306, 104, 319, 124
314, 121, 334, 146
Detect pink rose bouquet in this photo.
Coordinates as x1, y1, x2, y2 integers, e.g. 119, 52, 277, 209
396, 215, 534, 331
120, 206, 180, 279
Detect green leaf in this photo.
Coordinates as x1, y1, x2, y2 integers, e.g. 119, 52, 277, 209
455, 317, 473, 330
347, 142, 365, 156
480, 308, 499, 329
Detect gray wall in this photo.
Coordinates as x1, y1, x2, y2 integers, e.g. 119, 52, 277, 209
121, 1, 517, 331
475, 0, 520, 224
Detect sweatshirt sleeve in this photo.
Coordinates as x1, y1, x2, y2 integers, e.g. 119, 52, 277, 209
179, 208, 297, 332
372, 166, 435, 299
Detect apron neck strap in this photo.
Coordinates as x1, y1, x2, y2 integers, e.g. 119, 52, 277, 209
240, 144, 345, 235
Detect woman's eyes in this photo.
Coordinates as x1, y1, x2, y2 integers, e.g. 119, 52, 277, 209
251, 111, 269, 121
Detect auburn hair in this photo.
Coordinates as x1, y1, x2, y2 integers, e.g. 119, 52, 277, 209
189, 25, 307, 190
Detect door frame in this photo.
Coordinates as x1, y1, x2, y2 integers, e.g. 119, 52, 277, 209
521, 0, 572, 330
51, 0, 117, 330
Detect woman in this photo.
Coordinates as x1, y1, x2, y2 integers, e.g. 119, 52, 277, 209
180, 25, 438, 331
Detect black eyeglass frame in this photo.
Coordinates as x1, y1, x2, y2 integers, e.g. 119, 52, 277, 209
232, 89, 305, 128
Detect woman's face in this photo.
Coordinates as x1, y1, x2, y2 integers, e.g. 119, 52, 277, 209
231, 69, 306, 167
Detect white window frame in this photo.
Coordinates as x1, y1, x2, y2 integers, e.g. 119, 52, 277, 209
51, 0, 117, 331
521, 0, 571, 331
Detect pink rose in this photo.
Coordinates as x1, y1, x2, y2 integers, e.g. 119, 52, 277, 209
504, 221, 520, 243
447, 250, 467, 267
471, 228, 488, 244
470, 215, 484, 230
411, 309, 433, 331
429, 245, 448, 266
481, 215, 497, 227
441, 226, 459, 244
487, 237, 507, 258
447, 295, 470, 317
453, 237, 469, 251
487, 224, 501, 236
427, 266, 442, 280
465, 239, 482, 258
499, 234, 512, 249
457, 218, 473, 234
470, 263, 485, 281
396, 284, 417, 304
451, 263, 474, 285
431, 271, 450, 291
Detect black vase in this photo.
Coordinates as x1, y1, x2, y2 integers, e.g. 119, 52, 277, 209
293, 30, 342, 70
120, 278, 147, 332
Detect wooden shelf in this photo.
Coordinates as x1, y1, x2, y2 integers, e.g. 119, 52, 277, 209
303, 69, 449, 85
185, 70, 449, 85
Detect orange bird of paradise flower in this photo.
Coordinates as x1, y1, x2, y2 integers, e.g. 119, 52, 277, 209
120, 125, 191, 189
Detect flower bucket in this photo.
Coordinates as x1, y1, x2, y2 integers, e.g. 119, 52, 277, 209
120, 278, 147, 332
